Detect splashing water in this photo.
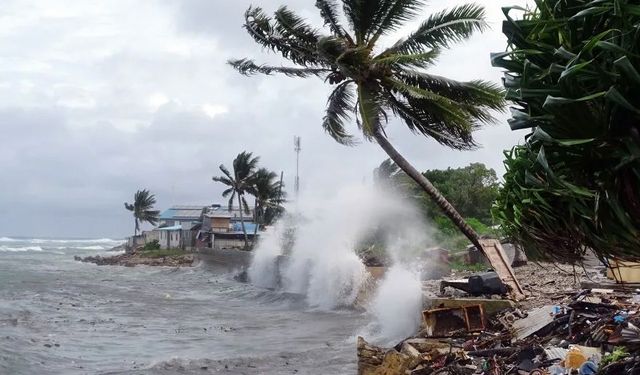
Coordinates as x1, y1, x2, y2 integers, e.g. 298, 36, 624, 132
366, 265, 424, 344
249, 184, 435, 339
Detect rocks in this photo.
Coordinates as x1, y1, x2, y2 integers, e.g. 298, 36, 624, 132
357, 337, 413, 375
75, 252, 194, 267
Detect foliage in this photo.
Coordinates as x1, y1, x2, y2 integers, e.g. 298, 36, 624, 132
213, 151, 260, 248
230, 0, 506, 247
492, 0, 640, 262
212, 151, 260, 214
375, 160, 500, 225
124, 189, 160, 236
372, 159, 501, 251
421, 163, 499, 224
433, 216, 500, 251
248, 168, 286, 227
142, 240, 160, 251
230, 1, 504, 147
601, 347, 629, 367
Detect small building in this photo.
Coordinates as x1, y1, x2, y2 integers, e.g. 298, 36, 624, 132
156, 225, 183, 249
158, 206, 205, 230
197, 205, 259, 249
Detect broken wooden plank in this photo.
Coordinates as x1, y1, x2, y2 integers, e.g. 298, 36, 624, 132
478, 239, 525, 300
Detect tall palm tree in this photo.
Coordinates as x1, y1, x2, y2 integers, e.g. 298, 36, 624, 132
248, 168, 286, 245
124, 189, 160, 242
212, 151, 260, 249
229, 0, 505, 251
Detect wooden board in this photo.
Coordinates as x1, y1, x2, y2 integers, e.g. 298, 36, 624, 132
479, 239, 525, 301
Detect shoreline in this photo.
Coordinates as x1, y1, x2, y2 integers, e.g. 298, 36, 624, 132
74, 249, 195, 267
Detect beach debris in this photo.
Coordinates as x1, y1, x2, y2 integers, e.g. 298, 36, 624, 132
358, 287, 640, 375
478, 239, 525, 300
422, 305, 485, 337
440, 272, 508, 296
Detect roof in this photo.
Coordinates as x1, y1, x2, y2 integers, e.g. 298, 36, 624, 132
160, 206, 205, 220
206, 211, 233, 218
155, 225, 183, 231
203, 205, 254, 219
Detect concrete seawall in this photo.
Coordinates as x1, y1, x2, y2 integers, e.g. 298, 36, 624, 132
196, 248, 252, 273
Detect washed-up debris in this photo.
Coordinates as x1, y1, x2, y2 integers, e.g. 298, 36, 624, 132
358, 287, 640, 375
422, 305, 485, 337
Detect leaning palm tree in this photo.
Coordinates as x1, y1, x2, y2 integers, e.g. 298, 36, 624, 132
212, 151, 260, 249
229, 1, 505, 252
248, 168, 286, 245
124, 189, 160, 242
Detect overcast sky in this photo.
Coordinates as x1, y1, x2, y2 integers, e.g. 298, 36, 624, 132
0, 0, 528, 238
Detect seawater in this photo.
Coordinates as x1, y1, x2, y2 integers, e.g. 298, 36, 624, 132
0, 237, 365, 374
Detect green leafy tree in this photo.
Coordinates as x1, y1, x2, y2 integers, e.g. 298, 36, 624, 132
421, 163, 499, 224
229, 0, 505, 252
248, 168, 286, 245
492, 0, 640, 262
124, 189, 160, 239
212, 151, 259, 249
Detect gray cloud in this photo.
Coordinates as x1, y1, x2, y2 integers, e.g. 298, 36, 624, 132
0, 0, 528, 238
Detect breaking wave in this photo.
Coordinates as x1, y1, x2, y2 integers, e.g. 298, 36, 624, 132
0, 245, 43, 252
78, 245, 108, 250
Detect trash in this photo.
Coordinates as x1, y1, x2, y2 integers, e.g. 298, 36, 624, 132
564, 346, 587, 369
579, 360, 598, 375
359, 276, 640, 375
422, 305, 485, 337
510, 305, 556, 342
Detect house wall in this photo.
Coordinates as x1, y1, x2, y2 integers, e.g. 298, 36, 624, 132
144, 231, 160, 244
211, 217, 230, 232
213, 237, 246, 250
157, 230, 181, 249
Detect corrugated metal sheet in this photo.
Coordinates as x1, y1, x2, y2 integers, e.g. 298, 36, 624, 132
511, 305, 555, 342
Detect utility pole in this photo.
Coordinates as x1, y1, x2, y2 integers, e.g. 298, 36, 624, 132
294, 136, 301, 199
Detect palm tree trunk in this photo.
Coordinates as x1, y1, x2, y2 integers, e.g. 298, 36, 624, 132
237, 194, 249, 249
251, 200, 260, 248
372, 129, 482, 251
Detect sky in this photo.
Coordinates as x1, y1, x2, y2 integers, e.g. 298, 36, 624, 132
0, 0, 529, 238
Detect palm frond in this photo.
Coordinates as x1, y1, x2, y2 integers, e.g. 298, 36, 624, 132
398, 71, 506, 111
212, 176, 233, 187
373, 50, 440, 69
323, 80, 357, 145
227, 195, 235, 211
368, 0, 425, 47
356, 83, 385, 138
274, 6, 320, 46
315, 0, 352, 42
385, 3, 487, 55
221, 187, 235, 198
385, 91, 476, 149
228, 59, 331, 78
242, 6, 321, 66
241, 195, 251, 214
218, 164, 234, 181
342, 0, 388, 43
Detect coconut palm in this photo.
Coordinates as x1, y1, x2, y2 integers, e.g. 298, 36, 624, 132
229, 0, 505, 251
248, 168, 286, 245
212, 151, 260, 249
124, 189, 160, 241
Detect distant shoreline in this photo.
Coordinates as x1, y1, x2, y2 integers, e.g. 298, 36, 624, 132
74, 248, 194, 267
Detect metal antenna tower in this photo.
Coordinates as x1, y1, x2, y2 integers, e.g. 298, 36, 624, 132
294, 136, 301, 197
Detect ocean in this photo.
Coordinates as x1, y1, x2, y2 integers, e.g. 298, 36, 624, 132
0, 237, 365, 374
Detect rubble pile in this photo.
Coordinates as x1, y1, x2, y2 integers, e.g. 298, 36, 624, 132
358, 287, 640, 374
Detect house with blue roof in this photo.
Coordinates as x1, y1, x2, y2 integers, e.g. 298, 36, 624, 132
149, 204, 259, 250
